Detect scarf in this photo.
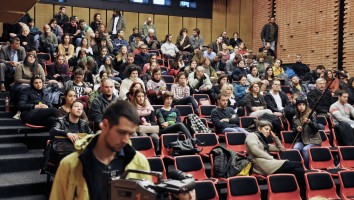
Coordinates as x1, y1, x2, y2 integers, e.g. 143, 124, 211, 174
255, 131, 269, 151
136, 101, 154, 117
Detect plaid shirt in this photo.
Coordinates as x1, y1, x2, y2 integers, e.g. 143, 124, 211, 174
171, 84, 190, 100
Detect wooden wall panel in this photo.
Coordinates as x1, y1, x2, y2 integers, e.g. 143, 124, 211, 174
154, 15, 168, 41
54, 5, 72, 19
89, 9, 107, 27
28, 6, 35, 19
226, 0, 240, 39
35, 3, 53, 28
124, 12, 138, 35
72, 7, 89, 23
212, 0, 226, 42
197, 18, 212, 45
183, 17, 196, 35
169, 16, 182, 42
138, 13, 152, 32
239, 0, 253, 49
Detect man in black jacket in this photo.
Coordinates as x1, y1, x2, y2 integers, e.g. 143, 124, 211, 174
90, 79, 117, 128
50, 100, 94, 143
264, 80, 290, 117
307, 78, 333, 115
211, 93, 250, 135
292, 54, 310, 80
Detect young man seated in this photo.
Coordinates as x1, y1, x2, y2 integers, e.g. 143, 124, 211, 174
211, 93, 250, 135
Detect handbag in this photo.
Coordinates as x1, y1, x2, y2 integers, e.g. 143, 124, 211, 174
168, 133, 201, 156
137, 125, 160, 134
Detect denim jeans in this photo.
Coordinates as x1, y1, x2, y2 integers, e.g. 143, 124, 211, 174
222, 127, 250, 135
293, 142, 320, 169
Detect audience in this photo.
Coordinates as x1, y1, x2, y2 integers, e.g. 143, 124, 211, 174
4, 10, 354, 199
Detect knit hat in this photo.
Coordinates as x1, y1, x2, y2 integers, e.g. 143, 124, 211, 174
295, 95, 307, 106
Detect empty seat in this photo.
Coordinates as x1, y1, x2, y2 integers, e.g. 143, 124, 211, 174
227, 176, 261, 200
174, 105, 194, 121
194, 133, 219, 155
162, 75, 175, 83
198, 105, 216, 119
130, 136, 156, 158
280, 131, 295, 149
160, 133, 186, 158
174, 155, 208, 181
267, 174, 300, 200
305, 172, 340, 199
308, 147, 345, 175
225, 132, 247, 153
338, 146, 354, 169
338, 170, 354, 200
195, 180, 219, 200
147, 157, 166, 183
193, 94, 211, 105
239, 116, 257, 128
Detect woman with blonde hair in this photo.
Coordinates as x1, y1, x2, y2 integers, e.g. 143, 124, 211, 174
244, 82, 272, 117
132, 88, 159, 151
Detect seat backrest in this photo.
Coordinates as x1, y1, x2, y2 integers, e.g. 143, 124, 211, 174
166, 83, 173, 91
147, 157, 166, 183
239, 116, 257, 128
130, 136, 156, 157
316, 115, 330, 131
175, 105, 194, 119
305, 172, 339, 199
281, 85, 291, 94
278, 149, 305, 169
339, 170, 354, 199
175, 155, 207, 180
152, 105, 163, 111
160, 133, 185, 157
195, 180, 219, 200
267, 174, 300, 200
339, 146, 354, 169
162, 75, 175, 83
227, 176, 261, 200
193, 94, 210, 104
308, 147, 334, 170
194, 133, 219, 154
319, 130, 331, 148
225, 132, 247, 152
199, 105, 216, 118
280, 131, 295, 149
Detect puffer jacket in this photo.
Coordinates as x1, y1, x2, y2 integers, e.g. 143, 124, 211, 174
18, 87, 52, 113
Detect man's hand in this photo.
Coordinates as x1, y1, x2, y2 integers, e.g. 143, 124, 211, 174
161, 122, 169, 128
220, 118, 229, 123
67, 133, 80, 144
273, 112, 283, 117
297, 126, 303, 132
35, 104, 48, 109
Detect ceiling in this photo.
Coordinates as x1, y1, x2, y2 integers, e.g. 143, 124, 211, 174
0, 0, 39, 24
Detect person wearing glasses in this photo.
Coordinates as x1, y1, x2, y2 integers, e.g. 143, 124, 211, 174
65, 69, 92, 110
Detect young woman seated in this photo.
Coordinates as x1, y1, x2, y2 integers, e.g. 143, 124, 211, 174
147, 67, 167, 105
155, 92, 192, 138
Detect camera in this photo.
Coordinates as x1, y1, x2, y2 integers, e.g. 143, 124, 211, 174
109, 169, 195, 200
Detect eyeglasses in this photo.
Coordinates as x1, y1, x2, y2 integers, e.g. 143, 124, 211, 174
75, 76, 83, 79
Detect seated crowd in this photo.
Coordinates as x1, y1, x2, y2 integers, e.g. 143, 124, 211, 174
2, 6, 354, 200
